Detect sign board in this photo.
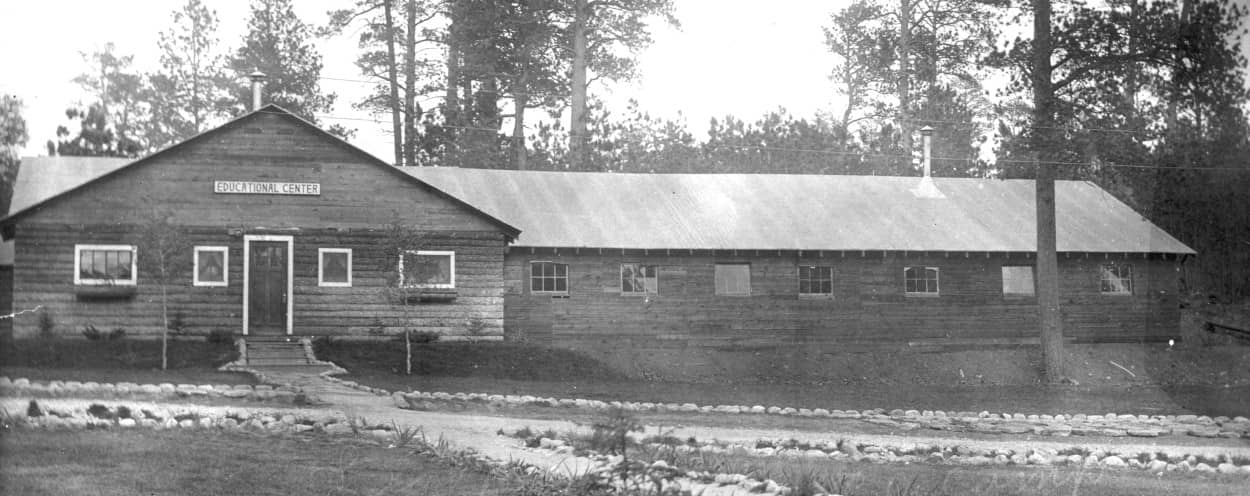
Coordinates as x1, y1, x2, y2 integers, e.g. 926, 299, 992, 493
214, 181, 321, 196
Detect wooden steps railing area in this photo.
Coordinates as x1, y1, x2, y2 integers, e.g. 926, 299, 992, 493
240, 335, 313, 367
1204, 321, 1250, 344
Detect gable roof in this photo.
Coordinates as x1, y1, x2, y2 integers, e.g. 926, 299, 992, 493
0, 105, 519, 239
406, 167, 1195, 255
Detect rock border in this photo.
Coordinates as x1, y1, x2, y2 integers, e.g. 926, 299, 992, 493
384, 388, 1250, 441
0, 376, 310, 405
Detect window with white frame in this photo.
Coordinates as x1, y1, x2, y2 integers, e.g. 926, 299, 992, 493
318, 248, 352, 287
714, 263, 751, 296
621, 263, 658, 295
904, 266, 939, 295
400, 250, 454, 288
798, 266, 833, 296
1001, 266, 1035, 296
1100, 263, 1133, 295
193, 246, 228, 287
530, 261, 568, 294
75, 244, 137, 285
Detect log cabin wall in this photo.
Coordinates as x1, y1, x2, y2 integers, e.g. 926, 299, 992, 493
11, 225, 506, 339
0, 265, 11, 336
503, 251, 1180, 350
7, 110, 510, 339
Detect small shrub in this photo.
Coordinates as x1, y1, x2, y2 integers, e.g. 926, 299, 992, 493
590, 407, 644, 456
87, 404, 114, 419
206, 328, 236, 345
37, 311, 56, 339
26, 400, 42, 418
382, 421, 423, 449
167, 311, 189, 335
392, 330, 439, 344
368, 317, 385, 336
107, 328, 126, 340
82, 324, 104, 341
116, 406, 132, 419
466, 317, 488, 336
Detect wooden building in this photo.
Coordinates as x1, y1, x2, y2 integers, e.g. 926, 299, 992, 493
0, 106, 518, 341
1, 104, 1195, 354
410, 168, 1195, 352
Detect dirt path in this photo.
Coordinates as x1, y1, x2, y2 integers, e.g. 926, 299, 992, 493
258, 368, 1250, 470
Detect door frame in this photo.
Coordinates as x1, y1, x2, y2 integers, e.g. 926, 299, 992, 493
242, 234, 294, 336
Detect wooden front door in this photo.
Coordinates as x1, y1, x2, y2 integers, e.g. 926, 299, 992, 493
248, 241, 288, 334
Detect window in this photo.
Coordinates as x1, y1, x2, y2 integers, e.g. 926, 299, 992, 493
715, 264, 751, 296
1100, 263, 1133, 295
621, 263, 658, 295
530, 261, 568, 294
74, 244, 136, 285
1001, 266, 1035, 296
400, 250, 454, 288
904, 266, 939, 295
798, 266, 833, 296
318, 248, 352, 287
193, 246, 228, 287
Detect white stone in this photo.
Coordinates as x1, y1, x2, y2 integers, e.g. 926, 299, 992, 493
1102, 456, 1127, 468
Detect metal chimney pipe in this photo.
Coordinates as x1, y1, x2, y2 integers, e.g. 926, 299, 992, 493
920, 125, 934, 178
249, 71, 267, 111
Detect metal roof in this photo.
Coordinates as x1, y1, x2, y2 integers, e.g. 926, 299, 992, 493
1, 156, 132, 263
406, 168, 1195, 254
8, 156, 132, 214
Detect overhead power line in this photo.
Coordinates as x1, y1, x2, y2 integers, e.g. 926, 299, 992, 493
292, 111, 1248, 173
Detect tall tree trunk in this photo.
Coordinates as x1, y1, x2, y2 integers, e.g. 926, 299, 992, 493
898, 0, 913, 166
1166, 0, 1192, 142
385, 0, 403, 166
445, 17, 461, 138
403, 0, 418, 167
513, 74, 530, 170
1032, 0, 1064, 384
569, 0, 589, 169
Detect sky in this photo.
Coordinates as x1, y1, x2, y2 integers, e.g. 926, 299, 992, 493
2, 0, 1248, 162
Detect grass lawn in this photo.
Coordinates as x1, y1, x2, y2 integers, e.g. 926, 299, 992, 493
0, 338, 255, 385
0, 429, 514, 496
317, 341, 1250, 417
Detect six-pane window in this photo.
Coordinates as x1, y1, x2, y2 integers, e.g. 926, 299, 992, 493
714, 264, 751, 295
193, 246, 228, 287
531, 261, 568, 294
75, 244, 136, 285
401, 250, 455, 288
621, 263, 658, 295
1100, 263, 1133, 294
904, 266, 939, 295
318, 248, 352, 287
1001, 266, 1035, 296
798, 266, 833, 295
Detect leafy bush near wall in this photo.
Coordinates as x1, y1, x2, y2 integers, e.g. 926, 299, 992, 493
81, 325, 126, 341
206, 329, 235, 346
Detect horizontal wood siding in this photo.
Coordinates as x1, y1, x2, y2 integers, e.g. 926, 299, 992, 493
0, 266, 10, 336
502, 251, 1181, 349
20, 112, 499, 232
11, 223, 505, 338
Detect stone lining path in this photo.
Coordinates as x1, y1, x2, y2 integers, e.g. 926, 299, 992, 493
253, 367, 1250, 476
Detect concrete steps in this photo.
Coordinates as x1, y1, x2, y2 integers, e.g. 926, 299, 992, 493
242, 336, 313, 367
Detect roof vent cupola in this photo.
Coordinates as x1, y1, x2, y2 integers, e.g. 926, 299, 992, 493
249, 71, 267, 111
910, 125, 945, 199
